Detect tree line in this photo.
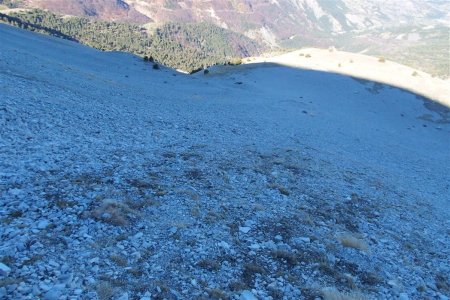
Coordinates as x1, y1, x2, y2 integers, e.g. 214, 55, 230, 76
0, 9, 262, 72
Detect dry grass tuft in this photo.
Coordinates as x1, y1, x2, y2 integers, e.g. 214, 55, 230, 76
110, 254, 128, 267
435, 273, 450, 292
241, 263, 265, 286
207, 288, 229, 299
322, 287, 368, 300
197, 258, 221, 271
91, 199, 139, 226
8, 210, 23, 218
337, 233, 369, 252
271, 250, 298, 265
267, 183, 290, 196
96, 281, 114, 300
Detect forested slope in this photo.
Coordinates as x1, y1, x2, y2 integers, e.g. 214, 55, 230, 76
0, 9, 262, 72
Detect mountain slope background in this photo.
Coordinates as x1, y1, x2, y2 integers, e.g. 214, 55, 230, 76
2, 0, 449, 76
1, 23, 449, 299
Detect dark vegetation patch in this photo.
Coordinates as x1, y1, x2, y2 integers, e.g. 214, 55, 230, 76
0, 9, 263, 73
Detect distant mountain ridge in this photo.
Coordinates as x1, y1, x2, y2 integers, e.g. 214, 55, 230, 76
2, 0, 449, 77
10, 0, 448, 46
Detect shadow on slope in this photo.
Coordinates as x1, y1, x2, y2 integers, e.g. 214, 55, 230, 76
0, 12, 78, 42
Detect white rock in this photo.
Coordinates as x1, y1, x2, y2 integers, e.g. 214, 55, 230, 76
218, 241, 230, 249
239, 226, 251, 233
142, 291, 152, 298
89, 257, 99, 264
249, 244, 260, 250
0, 263, 11, 276
74, 289, 83, 295
116, 293, 129, 300
240, 290, 258, 300
37, 220, 50, 229
262, 240, 276, 250
32, 285, 40, 296
43, 289, 60, 300
398, 293, 409, 300
439, 293, 450, 300
244, 220, 254, 227
388, 279, 399, 287
9, 188, 23, 196
133, 232, 143, 239
293, 237, 310, 243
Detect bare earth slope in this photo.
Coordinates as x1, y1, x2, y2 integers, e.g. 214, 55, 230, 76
246, 48, 450, 107
0, 24, 449, 299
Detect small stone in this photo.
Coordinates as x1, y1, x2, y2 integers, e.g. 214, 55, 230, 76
398, 293, 409, 300
131, 251, 141, 260
249, 244, 260, 250
140, 291, 152, 300
39, 283, 51, 292
89, 257, 99, 264
6, 284, 17, 293
218, 241, 230, 249
117, 292, 129, 300
58, 273, 73, 285
134, 232, 144, 239
74, 289, 83, 295
101, 212, 111, 219
0, 263, 11, 276
240, 290, 257, 300
37, 220, 50, 230
388, 280, 398, 287
239, 227, 251, 234
262, 240, 276, 250
275, 235, 283, 241
9, 188, 23, 196
439, 293, 450, 300
0, 287, 6, 298
32, 285, 41, 296
43, 289, 61, 300
293, 237, 310, 243
244, 220, 254, 227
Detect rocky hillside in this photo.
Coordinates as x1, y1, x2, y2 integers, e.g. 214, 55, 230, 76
1, 23, 449, 300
